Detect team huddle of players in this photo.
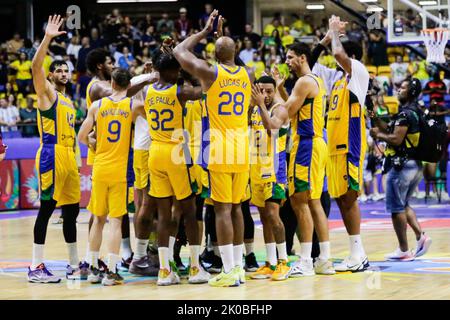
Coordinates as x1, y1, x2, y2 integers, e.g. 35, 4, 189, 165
27, 11, 371, 287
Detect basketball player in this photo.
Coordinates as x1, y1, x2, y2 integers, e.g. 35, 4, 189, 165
248, 76, 291, 281
173, 10, 253, 287
78, 68, 137, 286
318, 16, 370, 271
27, 15, 82, 283
133, 51, 210, 285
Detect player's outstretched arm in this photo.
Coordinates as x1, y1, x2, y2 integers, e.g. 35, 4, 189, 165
127, 72, 159, 98
251, 84, 288, 131
172, 10, 217, 90
132, 99, 146, 123
32, 15, 66, 110
177, 85, 203, 106
329, 15, 352, 75
284, 77, 314, 119
78, 101, 98, 146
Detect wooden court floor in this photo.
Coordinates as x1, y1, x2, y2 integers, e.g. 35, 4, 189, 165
0, 207, 449, 300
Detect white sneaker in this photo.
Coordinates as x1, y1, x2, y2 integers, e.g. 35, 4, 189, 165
188, 265, 211, 284
372, 193, 385, 201
289, 258, 315, 277
440, 192, 450, 202
335, 256, 370, 272
157, 268, 180, 286
359, 194, 368, 203
314, 258, 336, 275
415, 233, 432, 257
385, 248, 415, 261
428, 192, 437, 199
415, 191, 426, 199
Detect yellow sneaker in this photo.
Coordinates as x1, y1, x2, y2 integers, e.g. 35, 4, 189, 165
250, 262, 275, 280
208, 269, 240, 287
271, 259, 291, 281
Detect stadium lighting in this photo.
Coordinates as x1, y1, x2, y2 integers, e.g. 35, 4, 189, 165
418, 1, 438, 5
358, 0, 378, 3
97, 0, 178, 3
306, 4, 325, 10
367, 5, 384, 12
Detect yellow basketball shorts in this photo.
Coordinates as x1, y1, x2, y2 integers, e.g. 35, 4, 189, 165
36, 144, 80, 206
87, 148, 95, 166
288, 137, 327, 200
251, 182, 286, 208
133, 149, 149, 190
148, 143, 195, 200
87, 180, 129, 218
328, 153, 364, 199
208, 170, 249, 204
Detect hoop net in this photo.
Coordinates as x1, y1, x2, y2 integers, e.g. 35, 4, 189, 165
421, 28, 449, 63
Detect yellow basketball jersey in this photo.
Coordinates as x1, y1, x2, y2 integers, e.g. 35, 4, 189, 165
92, 96, 134, 183
144, 83, 184, 144
291, 74, 326, 140
327, 75, 367, 157
250, 105, 288, 184
86, 78, 100, 109
204, 64, 252, 172
184, 99, 202, 165
37, 91, 76, 148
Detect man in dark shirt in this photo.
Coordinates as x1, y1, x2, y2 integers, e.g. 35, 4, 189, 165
242, 24, 261, 49
76, 37, 92, 74
370, 78, 432, 262
19, 97, 38, 137
423, 72, 447, 107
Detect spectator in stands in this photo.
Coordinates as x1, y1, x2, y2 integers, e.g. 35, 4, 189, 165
243, 24, 261, 49
263, 18, 283, 37
157, 13, 174, 33
281, 28, 295, 49
104, 8, 124, 45
199, 3, 214, 29
118, 46, 134, 69
239, 37, 256, 65
247, 51, 265, 79
302, 15, 313, 35
175, 7, 192, 42
290, 13, 304, 37
141, 25, 159, 54
6, 33, 24, 59
390, 55, 409, 91
411, 15, 423, 35
76, 37, 92, 73
368, 30, 389, 67
76, 73, 91, 112
0, 97, 20, 136
18, 39, 37, 60
90, 28, 104, 50
409, 55, 430, 88
347, 22, 365, 44
19, 97, 38, 138
423, 72, 447, 107
67, 36, 81, 61
0, 54, 8, 95
10, 52, 33, 95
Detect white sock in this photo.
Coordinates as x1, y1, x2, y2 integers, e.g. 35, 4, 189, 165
213, 245, 220, 257
219, 244, 234, 273
265, 242, 277, 266
134, 239, 149, 260
31, 243, 44, 269
189, 245, 201, 268
318, 241, 331, 260
121, 237, 132, 260
107, 253, 120, 273
84, 242, 90, 263
233, 244, 244, 268
276, 242, 288, 261
168, 236, 176, 262
90, 251, 99, 268
349, 235, 365, 259
158, 247, 169, 270
244, 242, 254, 256
66, 242, 79, 268
300, 242, 313, 261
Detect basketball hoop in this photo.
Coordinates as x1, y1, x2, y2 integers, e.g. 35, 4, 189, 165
421, 27, 449, 63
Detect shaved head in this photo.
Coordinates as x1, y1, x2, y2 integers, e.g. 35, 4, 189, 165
215, 36, 236, 63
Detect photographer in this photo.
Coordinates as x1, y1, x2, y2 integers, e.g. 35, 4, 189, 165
369, 78, 432, 261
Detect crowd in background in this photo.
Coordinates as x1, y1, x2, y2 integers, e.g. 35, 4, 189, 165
0, 4, 449, 201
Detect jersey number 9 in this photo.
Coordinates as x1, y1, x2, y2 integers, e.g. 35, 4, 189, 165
107, 120, 121, 143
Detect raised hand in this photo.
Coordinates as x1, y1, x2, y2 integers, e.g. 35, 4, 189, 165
161, 37, 175, 54
214, 15, 225, 39
203, 9, 219, 33
251, 84, 266, 108
329, 15, 342, 33
271, 64, 287, 89
45, 15, 66, 39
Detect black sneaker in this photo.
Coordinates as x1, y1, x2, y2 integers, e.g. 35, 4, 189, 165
200, 248, 215, 266
120, 253, 134, 270
244, 252, 259, 272
129, 255, 159, 277
207, 254, 223, 274
102, 270, 124, 286
98, 259, 108, 273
